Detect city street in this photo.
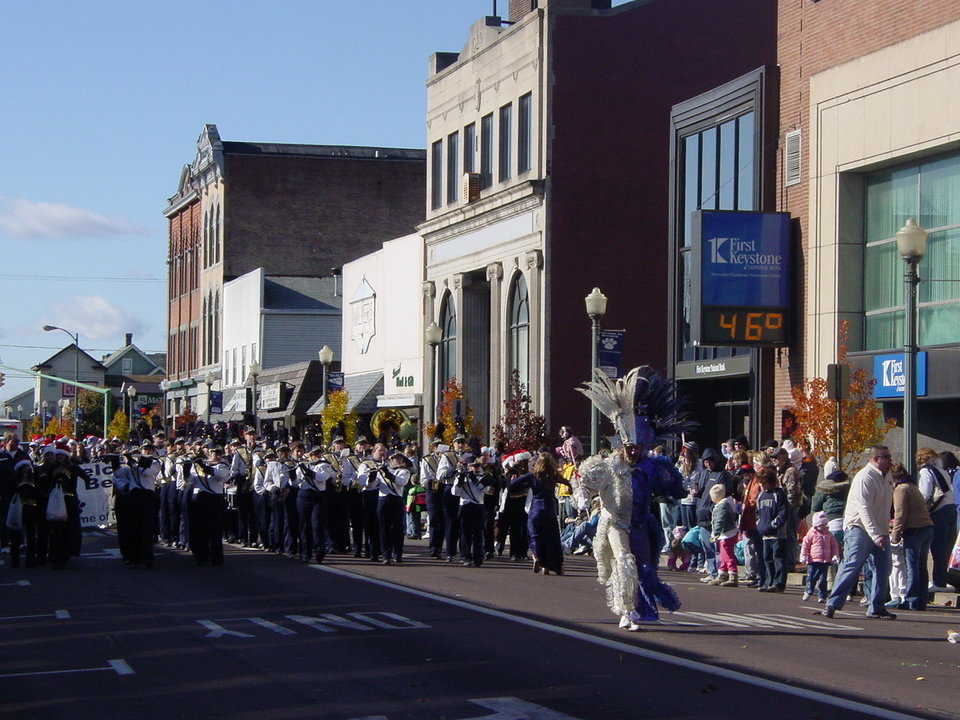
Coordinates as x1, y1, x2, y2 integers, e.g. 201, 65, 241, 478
1, 531, 957, 720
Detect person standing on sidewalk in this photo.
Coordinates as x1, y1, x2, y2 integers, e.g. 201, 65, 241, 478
823, 446, 896, 620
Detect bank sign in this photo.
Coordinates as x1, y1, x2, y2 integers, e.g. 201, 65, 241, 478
691, 210, 791, 347
873, 352, 927, 398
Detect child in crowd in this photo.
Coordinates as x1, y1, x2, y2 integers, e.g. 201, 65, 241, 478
405, 474, 426, 540
667, 525, 691, 571
755, 466, 789, 592
709, 484, 740, 586
799, 511, 840, 602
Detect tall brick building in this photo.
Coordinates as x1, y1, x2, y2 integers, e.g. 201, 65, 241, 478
163, 124, 426, 415
775, 2, 960, 451
421, 0, 777, 444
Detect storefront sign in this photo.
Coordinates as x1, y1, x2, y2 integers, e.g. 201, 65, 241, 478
350, 277, 377, 354
873, 352, 927, 398
259, 382, 283, 410
209, 390, 223, 415
691, 210, 791, 347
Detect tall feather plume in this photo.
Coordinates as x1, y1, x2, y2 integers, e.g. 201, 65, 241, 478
578, 365, 697, 447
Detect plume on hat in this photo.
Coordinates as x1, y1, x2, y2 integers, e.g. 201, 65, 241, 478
576, 365, 696, 447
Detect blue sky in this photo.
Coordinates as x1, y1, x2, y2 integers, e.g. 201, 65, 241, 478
0, 0, 491, 402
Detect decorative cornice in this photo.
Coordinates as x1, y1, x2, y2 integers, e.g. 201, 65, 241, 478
421, 280, 436, 298
525, 249, 543, 270
418, 179, 545, 244
486, 262, 503, 281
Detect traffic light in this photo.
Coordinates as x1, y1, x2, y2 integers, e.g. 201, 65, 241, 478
0, 372, 5, 387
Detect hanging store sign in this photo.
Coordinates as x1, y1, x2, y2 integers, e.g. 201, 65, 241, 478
873, 352, 927, 399
691, 210, 791, 347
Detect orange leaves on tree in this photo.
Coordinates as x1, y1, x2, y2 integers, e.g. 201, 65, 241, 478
788, 320, 896, 471
425, 377, 481, 444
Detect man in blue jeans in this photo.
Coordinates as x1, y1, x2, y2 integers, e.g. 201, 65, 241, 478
823, 446, 896, 620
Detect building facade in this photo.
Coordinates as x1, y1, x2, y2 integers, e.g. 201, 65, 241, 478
776, 2, 960, 450
422, 0, 777, 446
162, 124, 426, 421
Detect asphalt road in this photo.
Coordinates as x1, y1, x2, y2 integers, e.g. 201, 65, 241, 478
1, 531, 957, 720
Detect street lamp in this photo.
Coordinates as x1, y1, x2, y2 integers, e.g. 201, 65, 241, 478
896, 217, 927, 476
126, 385, 137, 435
249, 360, 261, 436
159, 380, 169, 436
3, 405, 10, 419
318, 345, 334, 407
42, 324, 80, 426
204, 372, 215, 424
41, 400, 49, 428
424, 322, 443, 426
585, 287, 608, 454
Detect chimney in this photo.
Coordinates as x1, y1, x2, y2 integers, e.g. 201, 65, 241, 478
125, 332, 133, 347
331, 267, 342, 297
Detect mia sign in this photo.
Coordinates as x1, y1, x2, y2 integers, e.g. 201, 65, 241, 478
691, 210, 791, 347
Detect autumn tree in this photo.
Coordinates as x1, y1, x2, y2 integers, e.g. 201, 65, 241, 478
788, 321, 896, 471
175, 405, 198, 431
425, 378, 481, 444
491, 370, 547, 453
106, 409, 130, 440
320, 388, 358, 445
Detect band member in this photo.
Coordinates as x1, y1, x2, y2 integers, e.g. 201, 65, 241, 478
357, 442, 386, 562
284, 443, 303, 556
498, 451, 531, 561
421, 439, 446, 558
437, 435, 468, 561
369, 450, 410, 565
36, 442, 82, 569
343, 438, 371, 557
264, 447, 293, 553
190, 445, 230, 565
115, 441, 162, 569
157, 439, 178, 547
229, 429, 261, 547
323, 436, 351, 553
253, 448, 276, 550
452, 454, 492, 567
296, 448, 335, 563
8, 458, 37, 568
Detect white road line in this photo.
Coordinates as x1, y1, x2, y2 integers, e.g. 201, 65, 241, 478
0, 610, 70, 622
677, 612, 751, 627
0, 658, 134, 679
314, 564, 927, 720
0, 580, 31, 587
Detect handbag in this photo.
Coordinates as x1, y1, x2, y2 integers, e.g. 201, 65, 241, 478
46, 485, 68, 522
6, 493, 22, 530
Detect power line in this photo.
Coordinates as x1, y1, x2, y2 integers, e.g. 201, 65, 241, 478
0, 274, 164, 283
0, 344, 165, 352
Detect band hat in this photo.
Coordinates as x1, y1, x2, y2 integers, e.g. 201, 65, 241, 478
389, 450, 412, 466
453, 434, 467, 442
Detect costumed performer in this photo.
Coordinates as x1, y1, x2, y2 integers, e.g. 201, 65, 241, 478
575, 365, 694, 631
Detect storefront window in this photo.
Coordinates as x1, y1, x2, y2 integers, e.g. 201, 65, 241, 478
864, 153, 960, 350
439, 294, 457, 388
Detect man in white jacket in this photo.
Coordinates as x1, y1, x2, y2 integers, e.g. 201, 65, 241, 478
823, 446, 896, 619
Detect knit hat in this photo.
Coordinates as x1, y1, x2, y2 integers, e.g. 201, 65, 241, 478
812, 511, 829, 529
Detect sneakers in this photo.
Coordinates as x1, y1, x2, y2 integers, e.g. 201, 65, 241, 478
866, 609, 897, 620
928, 584, 950, 594
707, 573, 728, 586
720, 575, 739, 587
817, 596, 827, 604
802, 592, 811, 601
699, 574, 717, 583
822, 606, 836, 618
619, 614, 631, 629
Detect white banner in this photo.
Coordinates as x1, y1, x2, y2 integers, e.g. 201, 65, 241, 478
77, 461, 117, 528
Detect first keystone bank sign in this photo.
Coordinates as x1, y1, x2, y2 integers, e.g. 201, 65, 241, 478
691, 210, 791, 347
873, 352, 928, 399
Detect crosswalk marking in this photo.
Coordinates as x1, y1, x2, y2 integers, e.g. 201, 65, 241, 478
670, 612, 862, 631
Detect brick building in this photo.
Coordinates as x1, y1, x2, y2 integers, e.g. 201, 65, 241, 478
775, 2, 960, 451
422, 0, 777, 445
163, 124, 426, 419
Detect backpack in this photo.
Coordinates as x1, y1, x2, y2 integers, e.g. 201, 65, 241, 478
925, 463, 951, 512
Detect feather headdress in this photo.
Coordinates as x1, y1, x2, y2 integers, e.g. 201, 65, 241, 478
576, 365, 696, 447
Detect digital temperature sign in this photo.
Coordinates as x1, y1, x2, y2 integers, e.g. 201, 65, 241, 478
691, 211, 791, 348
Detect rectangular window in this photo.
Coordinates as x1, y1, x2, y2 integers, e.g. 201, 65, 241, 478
224, 351, 229, 386
518, 93, 532, 174
430, 139, 443, 210
464, 123, 476, 174
241, 345, 248, 384
480, 113, 493, 189
677, 109, 757, 362
498, 103, 512, 182
863, 153, 960, 350
446, 131, 459, 204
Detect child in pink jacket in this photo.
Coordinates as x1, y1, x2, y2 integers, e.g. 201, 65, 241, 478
800, 511, 840, 601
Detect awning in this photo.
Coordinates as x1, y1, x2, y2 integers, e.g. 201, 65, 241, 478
307, 371, 383, 415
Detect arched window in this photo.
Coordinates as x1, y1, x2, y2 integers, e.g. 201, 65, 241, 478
213, 291, 221, 359
202, 296, 209, 365
214, 204, 221, 264
439, 293, 457, 390
507, 273, 530, 390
